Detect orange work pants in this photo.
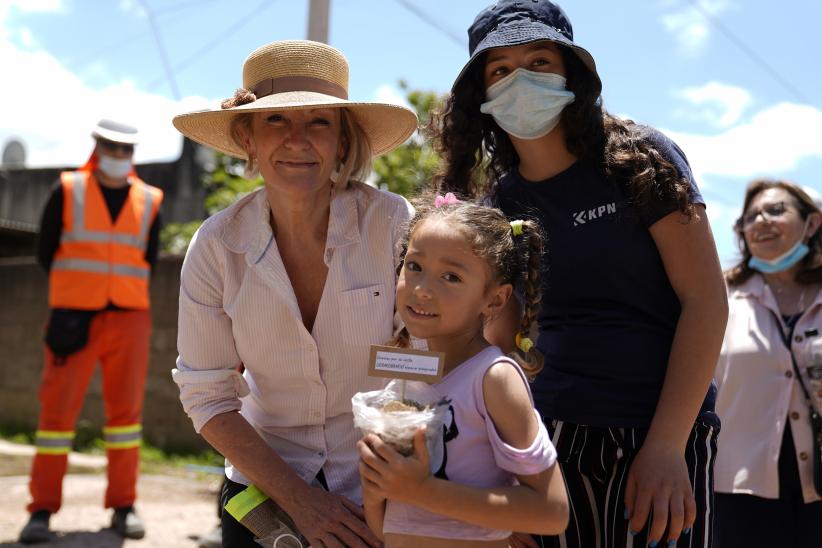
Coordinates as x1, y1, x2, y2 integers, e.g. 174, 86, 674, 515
28, 309, 151, 513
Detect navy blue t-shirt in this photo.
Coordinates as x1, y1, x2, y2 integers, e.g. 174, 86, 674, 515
494, 127, 716, 428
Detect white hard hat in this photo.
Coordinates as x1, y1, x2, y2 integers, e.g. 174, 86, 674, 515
91, 119, 139, 145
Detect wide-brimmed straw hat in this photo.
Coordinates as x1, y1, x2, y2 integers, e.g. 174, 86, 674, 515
173, 40, 418, 158
453, 0, 601, 94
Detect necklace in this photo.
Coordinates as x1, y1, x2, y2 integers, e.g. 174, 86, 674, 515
766, 280, 807, 315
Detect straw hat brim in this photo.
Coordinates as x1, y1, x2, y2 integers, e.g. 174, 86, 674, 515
173, 91, 418, 158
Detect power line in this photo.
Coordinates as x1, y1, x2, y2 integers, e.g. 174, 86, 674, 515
69, 0, 221, 69
138, 0, 181, 100
145, 0, 275, 92
685, 0, 808, 104
394, 0, 466, 49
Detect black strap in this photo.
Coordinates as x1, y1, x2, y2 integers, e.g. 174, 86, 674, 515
770, 310, 815, 405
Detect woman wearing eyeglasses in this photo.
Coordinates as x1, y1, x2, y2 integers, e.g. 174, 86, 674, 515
715, 179, 822, 548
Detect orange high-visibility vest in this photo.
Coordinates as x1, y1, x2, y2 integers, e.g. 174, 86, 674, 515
48, 170, 163, 310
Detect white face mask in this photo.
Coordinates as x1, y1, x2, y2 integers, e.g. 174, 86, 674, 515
98, 154, 132, 179
480, 68, 575, 140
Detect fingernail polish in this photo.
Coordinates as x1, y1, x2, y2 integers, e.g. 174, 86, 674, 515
668, 540, 678, 547
629, 529, 639, 536
623, 508, 630, 519
648, 541, 658, 548
683, 527, 691, 535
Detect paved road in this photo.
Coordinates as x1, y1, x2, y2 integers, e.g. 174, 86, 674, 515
0, 442, 220, 548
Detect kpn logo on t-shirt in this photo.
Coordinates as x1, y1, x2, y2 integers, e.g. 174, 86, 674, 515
572, 202, 617, 227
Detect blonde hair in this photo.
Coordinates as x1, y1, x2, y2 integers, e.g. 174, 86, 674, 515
222, 88, 372, 185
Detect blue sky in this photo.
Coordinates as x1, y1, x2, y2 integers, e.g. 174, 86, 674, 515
1, 0, 821, 265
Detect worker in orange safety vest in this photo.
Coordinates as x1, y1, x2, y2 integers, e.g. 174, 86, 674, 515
19, 119, 163, 544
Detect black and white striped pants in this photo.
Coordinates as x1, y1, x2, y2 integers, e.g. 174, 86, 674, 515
536, 418, 719, 548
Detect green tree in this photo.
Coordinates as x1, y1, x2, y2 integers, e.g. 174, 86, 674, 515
160, 153, 262, 254
372, 81, 444, 197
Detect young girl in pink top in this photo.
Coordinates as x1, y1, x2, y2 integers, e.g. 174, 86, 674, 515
357, 195, 569, 547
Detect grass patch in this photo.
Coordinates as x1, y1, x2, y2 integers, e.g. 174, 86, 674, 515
139, 444, 224, 476
0, 424, 223, 477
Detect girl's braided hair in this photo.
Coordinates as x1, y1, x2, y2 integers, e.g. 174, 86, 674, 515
391, 194, 545, 378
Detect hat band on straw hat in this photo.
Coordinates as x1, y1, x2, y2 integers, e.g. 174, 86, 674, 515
251, 76, 348, 100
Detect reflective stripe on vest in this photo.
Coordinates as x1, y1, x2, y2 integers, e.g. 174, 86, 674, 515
51, 258, 149, 280
60, 171, 155, 249
35, 430, 75, 455
103, 424, 141, 450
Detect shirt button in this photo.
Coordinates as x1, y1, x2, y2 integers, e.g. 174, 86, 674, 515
313, 411, 322, 418
791, 411, 801, 420
786, 370, 794, 378
800, 452, 809, 461
795, 335, 804, 343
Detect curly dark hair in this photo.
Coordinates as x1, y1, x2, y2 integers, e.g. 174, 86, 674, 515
430, 44, 694, 218
726, 179, 822, 286
390, 194, 545, 378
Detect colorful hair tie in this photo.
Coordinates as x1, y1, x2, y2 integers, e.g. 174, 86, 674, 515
510, 219, 524, 236
515, 333, 533, 353
434, 192, 460, 208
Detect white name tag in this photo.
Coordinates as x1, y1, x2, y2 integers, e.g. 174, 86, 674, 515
368, 345, 445, 383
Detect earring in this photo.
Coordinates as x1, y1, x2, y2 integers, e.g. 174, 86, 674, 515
244, 154, 257, 179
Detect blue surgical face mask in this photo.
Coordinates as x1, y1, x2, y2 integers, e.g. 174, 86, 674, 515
480, 68, 575, 140
748, 218, 811, 274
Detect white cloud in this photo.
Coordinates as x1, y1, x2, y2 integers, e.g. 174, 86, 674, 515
0, 7, 211, 167
663, 101, 822, 182
371, 83, 411, 109
17, 26, 33, 47
0, 0, 62, 42
674, 81, 753, 127
703, 198, 723, 223
0, 0, 61, 16
118, 0, 145, 18
661, 0, 730, 55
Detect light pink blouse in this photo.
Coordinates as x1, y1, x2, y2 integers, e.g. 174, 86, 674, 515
715, 275, 822, 503
383, 346, 557, 540
173, 183, 412, 503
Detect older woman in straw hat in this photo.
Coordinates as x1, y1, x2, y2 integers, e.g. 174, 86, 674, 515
172, 40, 417, 547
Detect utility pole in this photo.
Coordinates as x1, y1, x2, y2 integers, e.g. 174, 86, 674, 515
307, 0, 330, 43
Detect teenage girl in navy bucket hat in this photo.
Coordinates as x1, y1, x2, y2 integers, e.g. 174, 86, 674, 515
433, 1, 728, 547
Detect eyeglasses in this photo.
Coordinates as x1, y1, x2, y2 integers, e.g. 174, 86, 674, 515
736, 201, 790, 231
98, 139, 134, 154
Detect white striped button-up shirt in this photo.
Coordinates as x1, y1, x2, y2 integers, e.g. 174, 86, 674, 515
715, 275, 822, 503
173, 182, 412, 503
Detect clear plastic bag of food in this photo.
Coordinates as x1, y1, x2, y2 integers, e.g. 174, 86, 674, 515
351, 379, 450, 456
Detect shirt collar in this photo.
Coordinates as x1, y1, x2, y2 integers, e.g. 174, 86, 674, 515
219, 185, 362, 261
732, 273, 822, 315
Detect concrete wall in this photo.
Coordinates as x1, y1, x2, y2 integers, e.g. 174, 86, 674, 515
0, 255, 208, 453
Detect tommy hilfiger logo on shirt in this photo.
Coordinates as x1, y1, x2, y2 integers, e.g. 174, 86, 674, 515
573, 202, 617, 227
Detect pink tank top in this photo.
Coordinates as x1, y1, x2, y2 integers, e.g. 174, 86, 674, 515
382, 346, 557, 541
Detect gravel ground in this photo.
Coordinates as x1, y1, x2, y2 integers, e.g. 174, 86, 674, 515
0, 442, 221, 548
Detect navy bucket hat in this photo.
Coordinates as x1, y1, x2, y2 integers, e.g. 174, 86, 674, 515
453, 0, 601, 94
